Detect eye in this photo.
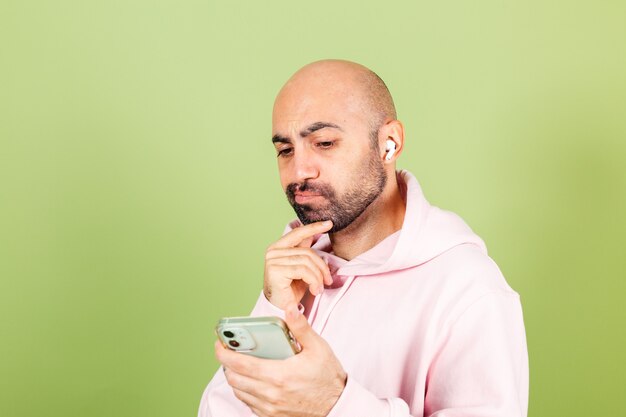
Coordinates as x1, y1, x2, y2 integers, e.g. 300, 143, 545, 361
277, 147, 293, 158
316, 141, 334, 149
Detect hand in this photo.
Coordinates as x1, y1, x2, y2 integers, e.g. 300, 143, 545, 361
216, 305, 347, 417
264, 221, 334, 310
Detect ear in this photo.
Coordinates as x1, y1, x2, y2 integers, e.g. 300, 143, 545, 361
378, 120, 405, 163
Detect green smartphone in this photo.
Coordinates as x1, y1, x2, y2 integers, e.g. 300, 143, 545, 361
216, 316, 301, 360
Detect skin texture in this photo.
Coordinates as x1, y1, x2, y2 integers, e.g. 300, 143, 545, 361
217, 59, 407, 416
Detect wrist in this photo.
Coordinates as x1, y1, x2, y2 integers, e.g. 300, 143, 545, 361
323, 370, 347, 415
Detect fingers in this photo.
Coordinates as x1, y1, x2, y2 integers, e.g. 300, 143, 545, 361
264, 220, 334, 309
225, 368, 267, 396
269, 220, 333, 250
228, 372, 287, 417
266, 247, 332, 287
215, 340, 264, 379
224, 367, 274, 417
216, 340, 287, 385
224, 368, 271, 397
266, 263, 324, 295
231, 388, 267, 417
284, 304, 320, 349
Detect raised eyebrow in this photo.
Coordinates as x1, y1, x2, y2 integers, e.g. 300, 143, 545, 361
300, 122, 343, 137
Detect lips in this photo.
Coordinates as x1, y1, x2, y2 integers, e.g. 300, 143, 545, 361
294, 192, 324, 204
286, 181, 333, 206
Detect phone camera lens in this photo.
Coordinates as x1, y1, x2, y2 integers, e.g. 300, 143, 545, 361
223, 330, 234, 338
228, 340, 240, 348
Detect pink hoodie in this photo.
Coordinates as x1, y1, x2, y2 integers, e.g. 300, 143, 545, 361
198, 170, 529, 417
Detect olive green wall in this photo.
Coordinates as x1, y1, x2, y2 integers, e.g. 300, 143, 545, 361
1, 1, 624, 416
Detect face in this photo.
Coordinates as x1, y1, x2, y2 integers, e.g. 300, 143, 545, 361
272, 79, 388, 233
284, 144, 387, 233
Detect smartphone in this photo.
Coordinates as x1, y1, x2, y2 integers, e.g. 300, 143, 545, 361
216, 316, 301, 360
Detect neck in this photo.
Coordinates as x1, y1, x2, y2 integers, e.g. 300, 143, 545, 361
329, 171, 406, 261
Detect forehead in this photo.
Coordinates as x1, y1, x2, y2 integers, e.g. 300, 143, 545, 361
272, 82, 367, 134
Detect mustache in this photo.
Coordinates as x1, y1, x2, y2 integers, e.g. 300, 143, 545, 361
286, 181, 335, 201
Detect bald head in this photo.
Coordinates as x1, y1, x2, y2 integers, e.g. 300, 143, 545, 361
274, 60, 396, 143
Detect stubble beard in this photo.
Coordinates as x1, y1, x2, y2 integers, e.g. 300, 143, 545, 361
285, 149, 388, 234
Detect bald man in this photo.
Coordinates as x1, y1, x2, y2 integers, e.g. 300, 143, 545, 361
198, 60, 528, 417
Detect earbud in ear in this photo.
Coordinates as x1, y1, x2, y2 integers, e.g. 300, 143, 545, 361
385, 140, 396, 161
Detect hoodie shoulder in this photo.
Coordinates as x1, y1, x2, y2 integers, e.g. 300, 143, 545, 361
411, 242, 520, 334
436, 243, 515, 294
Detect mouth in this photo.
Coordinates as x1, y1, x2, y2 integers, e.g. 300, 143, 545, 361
294, 192, 324, 204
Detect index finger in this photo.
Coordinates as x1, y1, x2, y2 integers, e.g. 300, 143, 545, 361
269, 220, 333, 249
215, 340, 276, 381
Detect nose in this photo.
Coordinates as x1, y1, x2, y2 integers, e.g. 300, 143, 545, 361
292, 146, 319, 183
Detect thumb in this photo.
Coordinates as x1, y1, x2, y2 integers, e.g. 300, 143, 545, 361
284, 304, 318, 349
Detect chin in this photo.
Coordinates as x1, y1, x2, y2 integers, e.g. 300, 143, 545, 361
294, 204, 329, 224
298, 214, 327, 225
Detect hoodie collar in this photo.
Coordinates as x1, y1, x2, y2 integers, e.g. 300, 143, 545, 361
283, 170, 487, 278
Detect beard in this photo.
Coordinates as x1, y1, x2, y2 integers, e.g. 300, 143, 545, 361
285, 149, 387, 233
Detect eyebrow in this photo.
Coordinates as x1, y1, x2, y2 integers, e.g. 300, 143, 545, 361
271, 134, 291, 144
271, 121, 343, 144
300, 122, 342, 137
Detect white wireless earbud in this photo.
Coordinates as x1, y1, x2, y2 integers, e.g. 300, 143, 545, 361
385, 140, 396, 161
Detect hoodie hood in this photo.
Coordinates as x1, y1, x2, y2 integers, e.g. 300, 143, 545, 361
283, 170, 487, 278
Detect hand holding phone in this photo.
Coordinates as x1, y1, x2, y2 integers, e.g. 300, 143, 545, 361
214, 308, 347, 416
216, 316, 301, 360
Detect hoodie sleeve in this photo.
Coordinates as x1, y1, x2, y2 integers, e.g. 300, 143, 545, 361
249, 289, 288, 319
423, 291, 529, 416
197, 367, 254, 417
326, 375, 413, 416
327, 291, 528, 417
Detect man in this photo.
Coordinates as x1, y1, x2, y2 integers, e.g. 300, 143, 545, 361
198, 60, 528, 417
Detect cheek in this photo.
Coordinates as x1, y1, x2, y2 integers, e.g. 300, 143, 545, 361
327, 154, 371, 192
278, 168, 293, 191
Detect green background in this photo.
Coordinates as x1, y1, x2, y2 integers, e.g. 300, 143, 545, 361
1, 1, 625, 416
